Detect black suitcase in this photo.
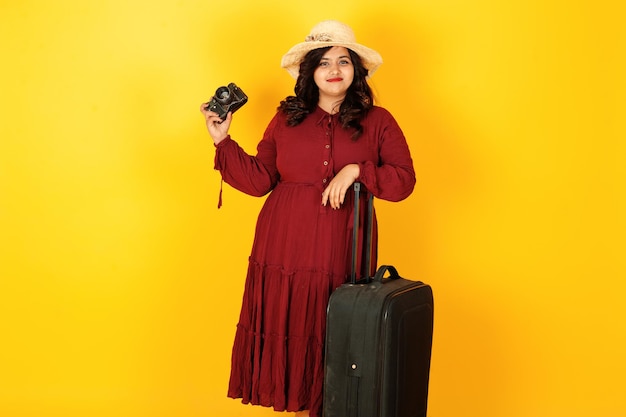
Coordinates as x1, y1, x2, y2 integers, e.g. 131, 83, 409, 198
323, 183, 434, 417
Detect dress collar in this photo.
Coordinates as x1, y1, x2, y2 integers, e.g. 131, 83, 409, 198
314, 105, 339, 126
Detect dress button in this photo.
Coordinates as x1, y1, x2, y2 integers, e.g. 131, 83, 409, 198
323, 161, 328, 166
325, 144, 330, 149
322, 178, 327, 183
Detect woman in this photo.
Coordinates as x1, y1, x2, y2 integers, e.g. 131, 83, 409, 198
200, 20, 415, 417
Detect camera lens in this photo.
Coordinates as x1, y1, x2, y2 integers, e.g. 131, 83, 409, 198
215, 86, 230, 103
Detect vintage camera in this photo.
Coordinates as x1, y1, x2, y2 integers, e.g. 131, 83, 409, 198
204, 83, 248, 120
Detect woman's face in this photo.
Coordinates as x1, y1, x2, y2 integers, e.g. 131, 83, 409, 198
313, 46, 355, 103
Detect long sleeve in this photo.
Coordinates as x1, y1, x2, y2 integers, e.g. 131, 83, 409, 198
356, 108, 416, 201
213, 115, 281, 197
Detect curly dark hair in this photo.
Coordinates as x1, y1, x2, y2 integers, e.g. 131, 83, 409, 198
277, 46, 374, 140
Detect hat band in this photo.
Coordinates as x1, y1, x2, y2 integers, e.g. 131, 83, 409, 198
305, 33, 333, 42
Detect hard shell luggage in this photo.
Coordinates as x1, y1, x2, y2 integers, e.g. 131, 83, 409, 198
323, 183, 434, 417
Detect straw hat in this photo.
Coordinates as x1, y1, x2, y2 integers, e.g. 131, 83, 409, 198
280, 20, 383, 79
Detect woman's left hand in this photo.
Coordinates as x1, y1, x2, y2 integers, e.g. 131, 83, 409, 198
322, 164, 360, 209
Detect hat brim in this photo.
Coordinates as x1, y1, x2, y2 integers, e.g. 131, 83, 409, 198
280, 41, 383, 79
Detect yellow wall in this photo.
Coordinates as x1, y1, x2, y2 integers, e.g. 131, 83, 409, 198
1, 1, 624, 416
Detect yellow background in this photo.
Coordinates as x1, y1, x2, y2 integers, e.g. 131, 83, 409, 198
1, 1, 624, 416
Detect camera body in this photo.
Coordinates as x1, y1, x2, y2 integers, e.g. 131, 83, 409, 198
204, 83, 248, 120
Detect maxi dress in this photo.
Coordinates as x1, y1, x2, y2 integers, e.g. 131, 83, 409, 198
215, 105, 415, 417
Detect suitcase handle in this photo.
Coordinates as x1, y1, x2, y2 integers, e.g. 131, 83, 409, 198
350, 182, 374, 284
373, 265, 400, 282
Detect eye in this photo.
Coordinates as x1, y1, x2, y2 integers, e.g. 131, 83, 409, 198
339, 59, 352, 65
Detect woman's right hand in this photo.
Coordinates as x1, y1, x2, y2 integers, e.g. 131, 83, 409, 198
200, 103, 232, 145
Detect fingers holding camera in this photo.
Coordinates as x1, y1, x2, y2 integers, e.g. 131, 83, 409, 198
200, 103, 232, 145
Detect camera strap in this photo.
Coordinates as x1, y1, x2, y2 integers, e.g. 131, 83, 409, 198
218, 178, 223, 209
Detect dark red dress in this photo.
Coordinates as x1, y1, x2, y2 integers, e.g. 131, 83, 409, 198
215, 106, 415, 417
